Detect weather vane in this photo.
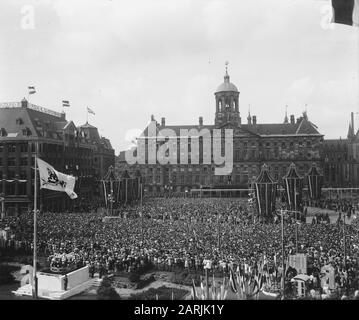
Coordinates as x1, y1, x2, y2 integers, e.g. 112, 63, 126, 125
225, 61, 229, 73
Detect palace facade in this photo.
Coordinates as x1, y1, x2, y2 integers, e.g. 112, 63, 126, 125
117, 68, 325, 194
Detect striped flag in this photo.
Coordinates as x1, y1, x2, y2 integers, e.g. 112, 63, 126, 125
28, 86, 36, 94
332, 0, 359, 26
229, 268, 238, 293
87, 107, 95, 115
62, 100, 70, 108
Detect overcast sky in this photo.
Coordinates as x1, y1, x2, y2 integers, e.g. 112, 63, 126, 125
0, 0, 358, 153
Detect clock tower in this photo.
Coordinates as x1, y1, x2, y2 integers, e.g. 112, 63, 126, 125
214, 62, 240, 127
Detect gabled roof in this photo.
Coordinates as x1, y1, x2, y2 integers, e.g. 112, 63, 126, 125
0, 105, 66, 139
80, 122, 97, 129
243, 118, 321, 136
0, 107, 37, 138
137, 116, 321, 140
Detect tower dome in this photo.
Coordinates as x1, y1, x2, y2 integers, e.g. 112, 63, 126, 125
214, 62, 240, 127
215, 63, 239, 93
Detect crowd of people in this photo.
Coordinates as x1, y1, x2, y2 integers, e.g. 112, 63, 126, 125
1, 197, 359, 299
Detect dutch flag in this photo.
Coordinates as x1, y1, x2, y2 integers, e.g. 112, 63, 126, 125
28, 86, 36, 94
62, 100, 70, 108
87, 107, 95, 115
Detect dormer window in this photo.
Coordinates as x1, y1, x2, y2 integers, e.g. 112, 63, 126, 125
16, 118, 24, 125
0, 128, 7, 137
22, 127, 32, 136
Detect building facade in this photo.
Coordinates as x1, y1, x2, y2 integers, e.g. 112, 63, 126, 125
321, 113, 359, 188
117, 68, 324, 194
0, 99, 115, 216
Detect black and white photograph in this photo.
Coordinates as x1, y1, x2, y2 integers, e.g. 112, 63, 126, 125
1, 0, 359, 309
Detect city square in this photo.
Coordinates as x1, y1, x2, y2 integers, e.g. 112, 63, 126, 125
1, 0, 359, 305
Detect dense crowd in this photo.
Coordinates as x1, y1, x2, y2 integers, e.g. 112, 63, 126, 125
1, 198, 359, 298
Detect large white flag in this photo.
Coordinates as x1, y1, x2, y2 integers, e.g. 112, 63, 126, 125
37, 158, 78, 199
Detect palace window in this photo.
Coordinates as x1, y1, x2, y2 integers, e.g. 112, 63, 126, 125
8, 144, 16, 153
19, 183, 27, 195
20, 158, 28, 166
7, 158, 16, 166
7, 170, 16, 179
6, 183, 16, 195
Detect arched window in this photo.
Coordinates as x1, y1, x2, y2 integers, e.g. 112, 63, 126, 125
225, 97, 230, 108
218, 101, 222, 111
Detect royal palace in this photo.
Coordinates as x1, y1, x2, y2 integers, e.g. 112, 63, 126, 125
117, 68, 359, 195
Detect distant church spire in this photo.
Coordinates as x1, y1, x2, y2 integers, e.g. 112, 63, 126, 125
348, 112, 355, 139
284, 105, 289, 124
247, 105, 252, 124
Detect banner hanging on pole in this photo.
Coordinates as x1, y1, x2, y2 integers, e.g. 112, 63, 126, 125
37, 158, 78, 199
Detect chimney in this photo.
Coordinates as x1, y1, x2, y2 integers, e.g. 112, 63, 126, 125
199, 116, 203, 126
21, 98, 28, 108
151, 114, 155, 121
61, 111, 66, 120
252, 115, 257, 125
290, 115, 295, 124
161, 117, 165, 126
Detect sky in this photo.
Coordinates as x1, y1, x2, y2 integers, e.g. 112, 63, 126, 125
0, 0, 358, 154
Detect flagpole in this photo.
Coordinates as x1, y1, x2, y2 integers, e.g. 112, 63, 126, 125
33, 152, 38, 299
141, 183, 144, 248
295, 182, 298, 254
281, 209, 285, 300
205, 267, 209, 300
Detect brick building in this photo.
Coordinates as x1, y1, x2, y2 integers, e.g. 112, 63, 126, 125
0, 99, 115, 216
117, 68, 324, 194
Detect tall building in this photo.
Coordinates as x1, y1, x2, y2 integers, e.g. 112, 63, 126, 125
321, 112, 359, 188
117, 67, 324, 194
0, 99, 115, 215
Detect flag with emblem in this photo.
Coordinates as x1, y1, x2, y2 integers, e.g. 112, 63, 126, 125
37, 158, 77, 199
